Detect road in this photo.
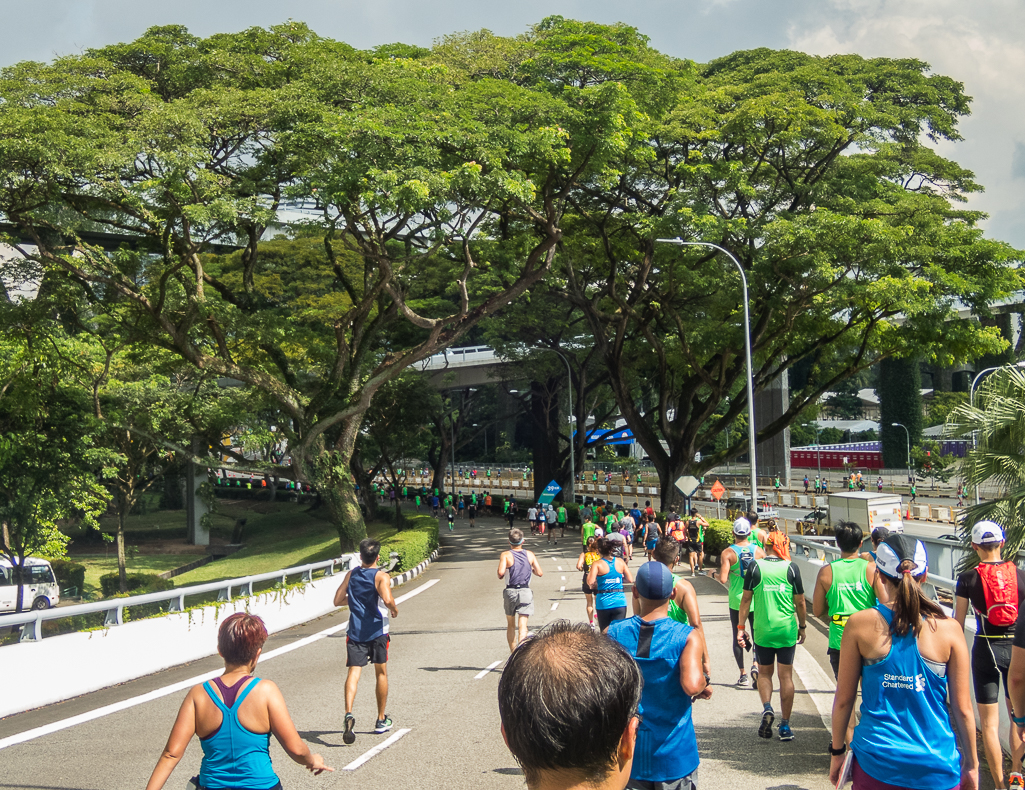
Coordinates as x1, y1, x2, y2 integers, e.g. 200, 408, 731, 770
2, 515, 848, 790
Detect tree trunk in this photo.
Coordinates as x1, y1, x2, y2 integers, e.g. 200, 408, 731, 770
530, 379, 568, 499
350, 452, 379, 524
655, 457, 688, 513
321, 476, 366, 552
117, 508, 128, 594
293, 434, 368, 553
14, 555, 25, 613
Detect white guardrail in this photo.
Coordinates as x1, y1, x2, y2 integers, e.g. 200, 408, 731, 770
3, 556, 358, 642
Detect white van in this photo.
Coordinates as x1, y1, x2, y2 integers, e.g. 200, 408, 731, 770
0, 557, 60, 612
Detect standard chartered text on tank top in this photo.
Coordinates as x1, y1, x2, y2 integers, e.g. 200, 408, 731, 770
596, 558, 626, 610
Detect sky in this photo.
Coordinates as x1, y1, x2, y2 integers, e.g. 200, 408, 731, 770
3, 0, 1023, 249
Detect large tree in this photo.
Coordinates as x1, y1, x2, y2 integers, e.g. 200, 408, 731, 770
0, 22, 644, 549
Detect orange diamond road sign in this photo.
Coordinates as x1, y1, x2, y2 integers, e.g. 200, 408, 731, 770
710, 481, 726, 500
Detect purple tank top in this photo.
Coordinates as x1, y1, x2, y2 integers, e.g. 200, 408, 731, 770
211, 675, 251, 708
507, 549, 531, 587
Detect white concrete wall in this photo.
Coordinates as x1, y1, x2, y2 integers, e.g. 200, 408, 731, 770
0, 554, 359, 719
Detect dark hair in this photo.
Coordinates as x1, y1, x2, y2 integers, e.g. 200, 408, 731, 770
746, 510, 759, 525
870, 527, 890, 547
218, 612, 268, 666
834, 520, 864, 553
689, 508, 698, 517
597, 537, 615, 557
498, 621, 641, 786
652, 536, 681, 566
585, 536, 597, 552
359, 539, 381, 565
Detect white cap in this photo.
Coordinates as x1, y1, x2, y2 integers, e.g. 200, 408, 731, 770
972, 520, 1005, 546
876, 534, 928, 580
733, 517, 752, 536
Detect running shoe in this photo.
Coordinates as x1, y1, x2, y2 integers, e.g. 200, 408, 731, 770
736, 673, 749, 687
751, 666, 759, 689
374, 715, 393, 734
758, 709, 775, 739
343, 713, 356, 745
1011, 774, 1025, 790
778, 721, 794, 741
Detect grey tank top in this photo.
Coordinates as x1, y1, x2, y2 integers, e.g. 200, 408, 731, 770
507, 550, 531, 587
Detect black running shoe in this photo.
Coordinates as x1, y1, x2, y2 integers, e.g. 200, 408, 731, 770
343, 713, 356, 744
758, 709, 775, 739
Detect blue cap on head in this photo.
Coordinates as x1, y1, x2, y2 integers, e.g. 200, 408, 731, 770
635, 561, 676, 600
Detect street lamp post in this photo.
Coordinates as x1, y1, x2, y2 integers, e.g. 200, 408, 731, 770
968, 361, 1025, 505
657, 238, 758, 505
802, 423, 822, 477
891, 422, 911, 485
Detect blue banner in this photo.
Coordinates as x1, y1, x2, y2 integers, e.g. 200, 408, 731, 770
538, 479, 562, 504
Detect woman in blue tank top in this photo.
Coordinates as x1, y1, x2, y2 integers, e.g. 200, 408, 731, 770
146, 613, 332, 790
586, 537, 635, 632
829, 535, 977, 790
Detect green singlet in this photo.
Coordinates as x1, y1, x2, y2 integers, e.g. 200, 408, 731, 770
582, 521, 597, 546
825, 557, 876, 650
668, 598, 689, 625
750, 558, 797, 648
727, 544, 756, 613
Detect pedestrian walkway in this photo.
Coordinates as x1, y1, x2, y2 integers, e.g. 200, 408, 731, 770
0, 514, 838, 789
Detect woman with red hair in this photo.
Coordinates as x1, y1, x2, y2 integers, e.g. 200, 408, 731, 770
146, 612, 332, 790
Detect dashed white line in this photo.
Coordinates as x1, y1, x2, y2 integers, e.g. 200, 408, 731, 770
474, 660, 503, 680
560, 585, 565, 592
342, 727, 412, 770
551, 602, 559, 611
561, 575, 566, 580
557, 566, 563, 571
0, 579, 441, 752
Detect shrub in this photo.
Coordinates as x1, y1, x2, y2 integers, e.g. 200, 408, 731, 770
702, 519, 736, 556
382, 515, 439, 572
49, 559, 86, 593
99, 573, 175, 598
564, 502, 580, 525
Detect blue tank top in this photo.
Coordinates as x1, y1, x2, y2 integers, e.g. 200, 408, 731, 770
852, 605, 960, 789
607, 617, 699, 782
596, 557, 626, 610
507, 549, 531, 587
348, 566, 388, 642
199, 679, 279, 790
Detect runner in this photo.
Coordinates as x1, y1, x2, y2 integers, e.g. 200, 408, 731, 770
813, 520, 878, 679
814, 475, 821, 494
446, 503, 456, 531
581, 511, 598, 547
468, 498, 477, 528
587, 537, 636, 632
553, 501, 568, 545
414, 493, 421, 512
333, 539, 400, 744
648, 537, 711, 678
537, 503, 547, 536
617, 517, 634, 562
764, 521, 791, 561
458, 495, 465, 519
527, 504, 538, 534
666, 510, 687, 549
803, 475, 809, 493
641, 514, 662, 560
717, 517, 764, 687
608, 561, 711, 790
954, 520, 1025, 790
830, 534, 978, 790
877, 475, 884, 492
737, 533, 807, 741
497, 528, 544, 652
506, 500, 516, 528
685, 509, 710, 576
485, 492, 493, 515
747, 509, 768, 549
629, 501, 643, 525
575, 536, 600, 626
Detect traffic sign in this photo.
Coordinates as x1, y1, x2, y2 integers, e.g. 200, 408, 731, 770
538, 479, 562, 505
675, 475, 700, 497
710, 480, 726, 500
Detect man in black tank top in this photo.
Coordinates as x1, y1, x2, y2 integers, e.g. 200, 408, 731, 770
497, 528, 544, 652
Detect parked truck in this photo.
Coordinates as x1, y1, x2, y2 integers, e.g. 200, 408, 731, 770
828, 492, 904, 533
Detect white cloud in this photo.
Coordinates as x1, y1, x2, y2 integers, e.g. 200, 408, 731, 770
787, 0, 1025, 248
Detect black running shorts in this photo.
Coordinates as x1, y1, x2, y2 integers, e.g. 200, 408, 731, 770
754, 643, 796, 666
972, 637, 1013, 704
346, 634, 390, 667
596, 607, 627, 631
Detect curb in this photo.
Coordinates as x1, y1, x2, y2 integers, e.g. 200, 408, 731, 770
390, 548, 441, 589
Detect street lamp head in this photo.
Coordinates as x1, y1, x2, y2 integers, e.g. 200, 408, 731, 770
891, 423, 901, 427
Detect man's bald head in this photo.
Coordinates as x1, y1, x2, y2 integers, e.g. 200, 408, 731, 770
498, 620, 641, 788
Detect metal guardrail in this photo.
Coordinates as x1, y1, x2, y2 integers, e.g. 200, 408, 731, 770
789, 534, 956, 596
2, 555, 358, 644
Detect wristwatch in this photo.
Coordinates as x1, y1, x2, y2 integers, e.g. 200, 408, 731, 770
828, 742, 847, 756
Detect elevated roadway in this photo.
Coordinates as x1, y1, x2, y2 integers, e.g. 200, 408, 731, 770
0, 513, 840, 790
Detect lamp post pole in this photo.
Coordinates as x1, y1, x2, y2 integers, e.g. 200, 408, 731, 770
657, 238, 758, 504
891, 422, 911, 485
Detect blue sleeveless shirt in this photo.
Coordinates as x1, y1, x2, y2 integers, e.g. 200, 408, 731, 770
852, 604, 960, 789
348, 566, 389, 642
199, 679, 279, 789
607, 617, 698, 782
595, 558, 626, 610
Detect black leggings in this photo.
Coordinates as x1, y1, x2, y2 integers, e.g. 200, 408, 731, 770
729, 607, 756, 670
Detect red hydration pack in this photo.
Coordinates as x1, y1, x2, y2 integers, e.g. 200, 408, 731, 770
977, 562, 1019, 627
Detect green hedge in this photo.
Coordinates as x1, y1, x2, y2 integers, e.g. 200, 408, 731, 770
702, 519, 735, 556
50, 559, 86, 593
99, 572, 175, 598
384, 515, 439, 573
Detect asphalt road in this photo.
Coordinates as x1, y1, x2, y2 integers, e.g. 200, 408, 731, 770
1, 515, 843, 790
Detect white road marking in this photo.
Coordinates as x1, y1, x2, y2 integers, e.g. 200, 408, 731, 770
792, 645, 836, 732
474, 660, 503, 680
561, 575, 566, 580
0, 578, 441, 751
551, 602, 559, 611
560, 586, 565, 592
342, 727, 412, 770
557, 566, 563, 571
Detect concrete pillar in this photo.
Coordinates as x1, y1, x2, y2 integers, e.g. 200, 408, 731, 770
754, 369, 791, 486
186, 440, 209, 546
